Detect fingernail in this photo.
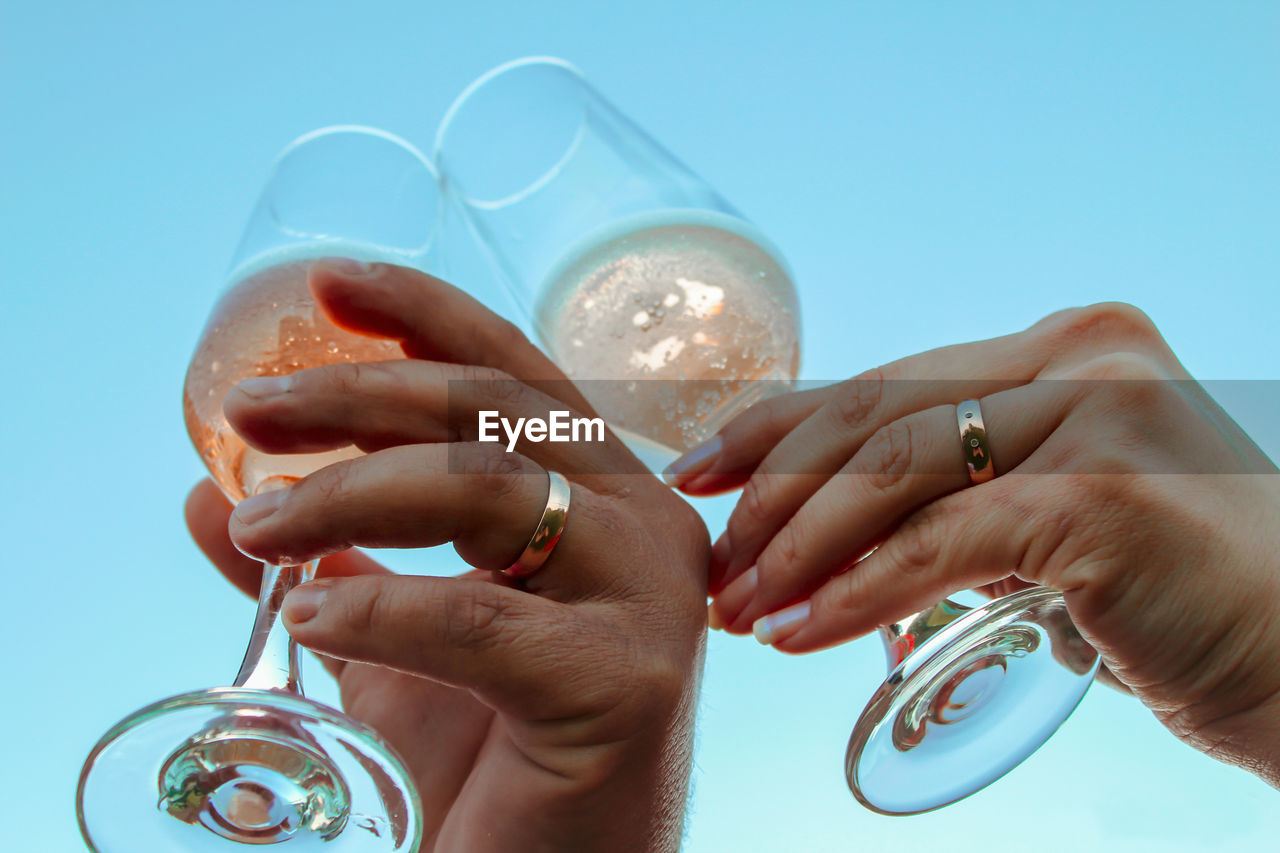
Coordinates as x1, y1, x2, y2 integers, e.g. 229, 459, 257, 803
314, 257, 373, 276
233, 488, 288, 526
707, 603, 724, 631
662, 435, 722, 487
236, 374, 292, 398
283, 582, 329, 625
753, 601, 811, 645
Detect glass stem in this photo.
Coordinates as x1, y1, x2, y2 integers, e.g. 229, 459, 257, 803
232, 561, 318, 693
879, 598, 970, 671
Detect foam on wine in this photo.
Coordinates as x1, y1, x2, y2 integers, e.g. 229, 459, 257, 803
535, 209, 800, 455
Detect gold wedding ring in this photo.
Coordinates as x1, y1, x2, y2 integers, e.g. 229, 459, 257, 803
957, 399, 994, 485
503, 471, 571, 579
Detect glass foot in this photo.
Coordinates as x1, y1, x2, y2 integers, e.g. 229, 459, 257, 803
846, 586, 1099, 815
78, 688, 421, 851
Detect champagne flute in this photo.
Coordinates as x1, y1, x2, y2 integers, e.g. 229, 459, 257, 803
434, 57, 802, 470
77, 126, 438, 851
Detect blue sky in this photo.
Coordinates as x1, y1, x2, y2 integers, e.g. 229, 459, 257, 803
2, 2, 1277, 850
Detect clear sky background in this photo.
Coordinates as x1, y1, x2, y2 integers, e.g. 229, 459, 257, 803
3, 2, 1278, 851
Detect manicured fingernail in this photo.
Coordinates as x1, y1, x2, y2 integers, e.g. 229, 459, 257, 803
236, 374, 292, 398
233, 488, 288, 526
753, 601, 811, 645
314, 257, 373, 276
283, 582, 329, 625
707, 603, 724, 631
662, 435, 722, 487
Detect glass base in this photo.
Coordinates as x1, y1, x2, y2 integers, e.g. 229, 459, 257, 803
846, 587, 1099, 815
78, 688, 421, 851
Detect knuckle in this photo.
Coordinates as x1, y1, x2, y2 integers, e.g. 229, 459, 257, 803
756, 523, 801, 596
479, 316, 531, 356
1088, 302, 1162, 340
442, 583, 508, 652
363, 359, 413, 392
304, 457, 357, 507
1071, 352, 1172, 421
470, 367, 528, 410
731, 474, 778, 537
321, 361, 366, 395
818, 570, 859, 619
752, 392, 806, 438
333, 578, 383, 637
885, 504, 949, 579
454, 443, 530, 499
859, 416, 919, 492
1078, 350, 1167, 384
461, 363, 513, 388
1034, 302, 1163, 354
831, 368, 886, 431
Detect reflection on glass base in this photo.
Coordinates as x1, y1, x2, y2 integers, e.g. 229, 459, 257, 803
158, 717, 350, 843
78, 688, 421, 851
846, 587, 1099, 816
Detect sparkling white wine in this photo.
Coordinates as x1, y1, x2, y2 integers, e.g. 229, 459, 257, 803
183, 244, 401, 502
535, 212, 800, 455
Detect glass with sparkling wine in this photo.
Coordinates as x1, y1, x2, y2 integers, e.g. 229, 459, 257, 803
77, 126, 438, 851
434, 57, 802, 470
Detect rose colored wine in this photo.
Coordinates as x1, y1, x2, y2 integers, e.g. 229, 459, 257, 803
183, 247, 400, 502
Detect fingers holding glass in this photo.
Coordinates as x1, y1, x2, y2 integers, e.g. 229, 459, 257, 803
706, 366, 1036, 591
223, 356, 635, 479
308, 260, 599, 418
753, 481, 1044, 653
228, 443, 632, 601
662, 384, 837, 494
739, 355, 1206, 649
186, 476, 391, 682
706, 302, 1202, 638
699, 301, 1192, 591
229, 443, 538, 566
186, 477, 390, 599
713, 379, 1084, 637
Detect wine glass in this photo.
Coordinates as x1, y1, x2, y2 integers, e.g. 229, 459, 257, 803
77, 126, 439, 851
433, 57, 802, 470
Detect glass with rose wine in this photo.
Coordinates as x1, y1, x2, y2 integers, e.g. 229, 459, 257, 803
76, 126, 437, 851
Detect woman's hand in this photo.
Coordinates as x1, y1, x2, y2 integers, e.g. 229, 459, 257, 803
186, 260, 709, 852
669, 302, 1280, 786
